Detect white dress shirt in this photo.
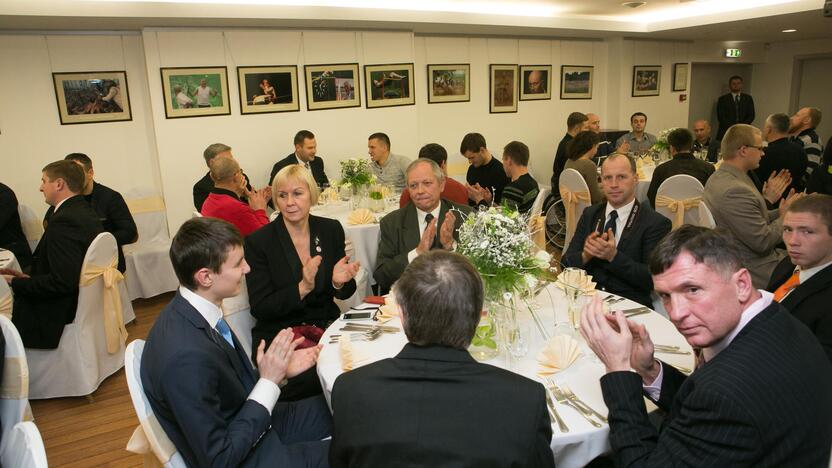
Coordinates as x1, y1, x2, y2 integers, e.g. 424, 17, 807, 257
406, 204, 442, 263
604, 198, 635, 247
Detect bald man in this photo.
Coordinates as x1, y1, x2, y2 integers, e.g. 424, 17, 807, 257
692, 119, 720, 162
525, 70, 546, 94
586, 113, 624, 160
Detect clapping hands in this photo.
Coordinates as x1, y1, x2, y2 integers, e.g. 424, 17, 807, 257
332, 256, 360, 288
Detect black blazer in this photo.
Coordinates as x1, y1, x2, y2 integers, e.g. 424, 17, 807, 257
754, 138, 808, 193
767, 257, 832, 363
141, 292, 330, 468
193, 171, 252, 211
330, 343, 555, 468
600, 301, 832, 467
646, 153, 715, 208
245, 215, 356, 352
716, 92, 755, 140
0, 182, 33, 270
563, 201, 671, 306
270, 154, 329, 188
10, 195, 102, 348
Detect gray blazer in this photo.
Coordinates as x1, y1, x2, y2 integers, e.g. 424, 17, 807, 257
703, 163, 785, 288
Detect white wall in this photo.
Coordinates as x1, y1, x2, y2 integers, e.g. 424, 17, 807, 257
796, 56, 832, 140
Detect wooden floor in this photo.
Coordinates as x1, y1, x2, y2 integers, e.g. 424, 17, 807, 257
30, 292, 173, 467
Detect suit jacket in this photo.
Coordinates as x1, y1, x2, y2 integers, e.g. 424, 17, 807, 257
646, 153, 714, 208
373, 200, 471, 293
704, 164, 785, 288
755, 138, 808, 193
245, 215, 356, 352
10, 195, 102, 348
330, 343, 555, 468
194, 171, 252, 211
600, 301, 832, 467
141, 292, 330, 468
270, 154, 329, 188
716, 92, 755, 139
767, 257, 832, 363
551, 133, 573, 193
562, 200, 671, 306
0, 182, 32, 270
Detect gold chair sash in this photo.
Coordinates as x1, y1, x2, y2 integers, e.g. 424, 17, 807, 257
21, 220, 43, 241
0, 293, 11, 319
655, 195, 702, 230
559, 186, 591, 242
127, 414, 176, 466
528, 215, 546, 249
80, 256, 128, 354
0, 356, 29, 399
127, 196, 165, 214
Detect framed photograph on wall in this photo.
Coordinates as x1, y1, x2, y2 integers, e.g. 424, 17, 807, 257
519, 65, 551, 101
426, 64, 470, 104
489, 64, 518, 113
672, 63, 689, 92
160, 66, 230, 119
364, 63, 415, 109
52, 71, 132, 125
304, 63, 360, 111
237, 65, 299, 114
560, 65, 593, 100
632, 65, 661, 97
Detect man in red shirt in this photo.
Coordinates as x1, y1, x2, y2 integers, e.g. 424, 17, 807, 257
201, 156, 270, 236
400, 143, 468, 207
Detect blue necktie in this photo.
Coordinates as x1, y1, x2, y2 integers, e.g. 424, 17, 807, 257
604, 210, 619, 237
215, 318, 235, 349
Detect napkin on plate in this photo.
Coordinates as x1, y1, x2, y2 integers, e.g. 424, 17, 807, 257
537, 335, 582, 375
347, 208, 376, 225
555, 269, 596, 294
339, 336, 370, 371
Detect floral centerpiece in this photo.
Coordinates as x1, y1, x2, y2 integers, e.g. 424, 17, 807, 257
647, 127, 679, 162
339, 158, 375, 189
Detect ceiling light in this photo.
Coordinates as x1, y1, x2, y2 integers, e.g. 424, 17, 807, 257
781, 28, 797, 32
622, 1, 647, 7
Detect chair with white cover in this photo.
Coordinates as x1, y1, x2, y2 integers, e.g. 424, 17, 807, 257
558, 169, 592, 251
654, 175, 707, 230
222, 278, 254, 363
17, 204, 43, 252
527, 187, 551, 250
699, 202, 716, 229
0, 315, 31, 458
0, 280, 11, 320
27, 232, 131, 399
123, 188, 178, 300
125, 340, 187, 468
0, 422, 47, 468
191, 211, 202, 218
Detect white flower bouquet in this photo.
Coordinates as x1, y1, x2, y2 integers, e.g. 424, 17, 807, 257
339, 158, 375, 188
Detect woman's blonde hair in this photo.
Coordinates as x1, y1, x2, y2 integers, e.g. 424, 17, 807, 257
271, 164, 320, 205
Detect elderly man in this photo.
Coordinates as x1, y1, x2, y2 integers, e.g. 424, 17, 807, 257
525, 69, 546, 94
716, 75, 755, 140
270, 130, 329, 188
552, 112, 588, 194
615, 112, 657, 156
201, 157, 269, 236
581, 226, 832, 467
756, 113, 807, 193
399, 143, 468, 207
789, 106, 824, 179
704, 124, 802, 288
563, 153, 671, 306
767, 194, 832, 363
586, 112, 625, 160
193, 143, 253, 211
692, 119, 720, 162
368, 132, 410, 190
501, 140, 540, 214
461, 133, 509, 207
374, 159, 470, 294
332, 251, 555, 467
646, 128, 714, 208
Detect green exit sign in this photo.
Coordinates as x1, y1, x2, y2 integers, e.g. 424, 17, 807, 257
725, 48, 742, 58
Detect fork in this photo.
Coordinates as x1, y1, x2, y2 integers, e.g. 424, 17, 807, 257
547, 381, 602, 428
543, 386, 570, 433
329, 328, 382, 344
561, 385, 608, 424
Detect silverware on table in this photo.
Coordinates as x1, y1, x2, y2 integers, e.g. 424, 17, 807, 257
542, 385, 570, 432
547, 380, 602, 428
328, 328, 383, 344
618, 307, 651, 318
561, 384, 608, 424
339, 323, 399, 333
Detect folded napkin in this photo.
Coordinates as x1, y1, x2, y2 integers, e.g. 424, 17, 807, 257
339, 336, 370, 371
321, 187, 340, 203
347, 208, 376, 225
537, 335, 582, 375
377, 291, 400, 320
555, 268, 596, 294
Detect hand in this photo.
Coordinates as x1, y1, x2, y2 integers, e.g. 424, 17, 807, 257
299, 255, 322, 297
584, 229, 617, 262
604, 314, 659, 382
332, 255, 360, 287
579, 296, 632, 373
2, 275, 13, 284
286, 344, 321, 378
479, 185, 493, 204
0, 268, 26, 278
247, 188, 268, 212
438, 211, 456, 249
256, 329, 300, 385
762, 169, 791, 205
415, 217, 437, 254
465, 184, 484, 204
616, 140, 630, 154
779, 189, 805, 217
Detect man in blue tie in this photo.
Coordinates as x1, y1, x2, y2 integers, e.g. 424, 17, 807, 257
141, 217, 331, 467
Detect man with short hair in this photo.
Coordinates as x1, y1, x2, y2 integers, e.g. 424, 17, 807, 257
374, 159, 470, 293
552, 112, 588, 193
646, 128, 714, 208
368, 132, 410, 190
789, 106, 824, 178
44, 153, 137, 273
332, 251, 555, 467
193, 143, 252, 211
461, 132, 509, 207
141, 217, 331, 468
501, 141, 540, 214
270, 130, 330, 188
704, 124, 802, 288
2, 161, 102, 348
586, 112, 625, 160
581, 226, 832, 467
201, 157, 269, 236
767, 193, 832, 363
399, 143, 468, 207
563, 154, 671, 306
615, 112, 657, 156
756, 113, 807, 193
190, 78, 218, 108
691, 119, 720, 162
716, 75, 755, 140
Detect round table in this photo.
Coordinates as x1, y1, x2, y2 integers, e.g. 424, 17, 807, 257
316, 283, 694, 468
0, 249, 21, 273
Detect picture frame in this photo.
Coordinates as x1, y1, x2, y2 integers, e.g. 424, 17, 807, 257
304, 63, 361, 111
519, 65, 552, 101
364, 63, 415, 109
560, 65, 593, 100
237, 65, 299, 115
632, 65, 662, 97
160, 66, 230, 119
672, 63, 689, 92
426, 64, 470, 104
52, 71, 132, 125
489, 64, 518, 113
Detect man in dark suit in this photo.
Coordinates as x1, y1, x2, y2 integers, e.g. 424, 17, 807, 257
331, 250, 555, 468
692, 119, 720, 162
270, 130, 329, 188
563, 154, 671, 306
0, 182, 33, 271
767, 193, 832, 363
716, 75, 755, 140
756, 113, 808, 193
2, 161, 102, 349
374, 159, 470, 294
581, 226, 832, 467
646, 128, 714, 207
193, 143, 253, 211
44, 153, 137, 272
141, 217, 331, 468
551, 112, 588, 195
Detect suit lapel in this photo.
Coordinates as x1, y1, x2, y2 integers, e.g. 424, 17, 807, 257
273, 217, 302, 284
402, 204, 421, 250
616, 201, 641, 251
783, 265, 832, 311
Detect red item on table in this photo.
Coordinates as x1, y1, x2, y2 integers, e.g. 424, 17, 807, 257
291, 325, 324, 349
363, 296, 386, 305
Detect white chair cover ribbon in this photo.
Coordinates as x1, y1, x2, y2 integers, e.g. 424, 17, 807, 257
655, 195, 702, 230
1, 356, 29, 399
0, 293, 11, 319
559, 186, 591, 242
126, 415, 176, 466
127, 196, 166, 214
79, 256, 128, 354
529, 215, 546, 249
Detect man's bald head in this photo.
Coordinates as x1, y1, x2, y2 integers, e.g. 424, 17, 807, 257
693, 120, 711, 143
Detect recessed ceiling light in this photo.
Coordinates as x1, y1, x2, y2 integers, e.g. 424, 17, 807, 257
781, 28, 797, 33
621, 1, 647, 7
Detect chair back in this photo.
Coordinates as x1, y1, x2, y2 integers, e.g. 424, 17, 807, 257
125, 340, 187, 468
17, 204, 43, 252
0, 316, 29, 456
124, 188, 170, 244
699, 202, 717, 229
0, 422, 47, 468
558, 168, 592, 250
654, 175, 706, 229
222, 278, 254, 362
529, 186, 550, 217
0, 280, 11, 319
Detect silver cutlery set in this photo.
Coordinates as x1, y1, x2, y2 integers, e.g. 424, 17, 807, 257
543, 378, 608, 432
328, 323, 399, 344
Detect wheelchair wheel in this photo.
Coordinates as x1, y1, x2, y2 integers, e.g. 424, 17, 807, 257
544, 198, 566, 251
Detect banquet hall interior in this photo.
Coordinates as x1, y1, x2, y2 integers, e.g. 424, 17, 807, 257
1, 0, 831, 466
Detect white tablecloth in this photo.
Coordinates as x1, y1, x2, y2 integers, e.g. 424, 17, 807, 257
0, 250, 21, 273
316, 284, 694, 468
636, 164, 655, 203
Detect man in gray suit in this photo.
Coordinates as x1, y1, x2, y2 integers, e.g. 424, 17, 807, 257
374, 159, 471, 293
704, 124, 803, 288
